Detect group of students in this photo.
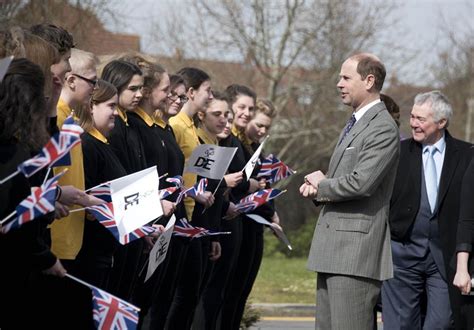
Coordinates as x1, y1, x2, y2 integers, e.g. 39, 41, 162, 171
0, 23, 282, 329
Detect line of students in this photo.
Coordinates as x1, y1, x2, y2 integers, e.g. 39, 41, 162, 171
0, 23, 282, 330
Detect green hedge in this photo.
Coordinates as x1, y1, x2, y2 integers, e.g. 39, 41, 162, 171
263, 217, 317, 258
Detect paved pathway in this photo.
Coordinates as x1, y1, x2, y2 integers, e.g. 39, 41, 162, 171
250, 314, 383, 329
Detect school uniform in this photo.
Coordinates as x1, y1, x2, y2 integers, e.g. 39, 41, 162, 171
166, 113, 207, 330
0, 140, 58, 329
105, 108, 148, 299
148, 114, 189, 330
75, 128, 127, 288
50, 99, 86, 260
127, 108, 175, 320
197, 131, 250, 330
169, 110, 200, 219
225, 141, 275, 330
108, 108, 147, 174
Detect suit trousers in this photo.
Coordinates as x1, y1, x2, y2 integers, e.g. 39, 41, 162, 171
381, 252, 452, 329
316, 273, 380, 330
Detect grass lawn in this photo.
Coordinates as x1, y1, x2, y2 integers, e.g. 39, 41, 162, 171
249, 256, 316, 304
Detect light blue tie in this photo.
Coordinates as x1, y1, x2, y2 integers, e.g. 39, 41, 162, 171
424, 146, 438, 213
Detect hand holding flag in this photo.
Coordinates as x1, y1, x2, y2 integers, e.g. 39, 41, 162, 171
0, 171, 65, 234
175, 178, 208, 204
86, 202, 157, 245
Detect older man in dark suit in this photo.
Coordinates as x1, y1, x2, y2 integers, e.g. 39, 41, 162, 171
382, 91, 473, 329
300, 53, 400, 329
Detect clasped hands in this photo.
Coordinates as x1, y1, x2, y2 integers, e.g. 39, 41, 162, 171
299, 170, 326, 198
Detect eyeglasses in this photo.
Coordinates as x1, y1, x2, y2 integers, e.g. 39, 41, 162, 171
72, 73, 97, 87
168, 92, 188, 104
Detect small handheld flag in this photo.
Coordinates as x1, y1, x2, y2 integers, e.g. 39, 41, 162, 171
172, 218, 230, 239
256, 154, 295, 184
234, 188, 285, 214
87, 202, 157, 245
0, 171, 65, 233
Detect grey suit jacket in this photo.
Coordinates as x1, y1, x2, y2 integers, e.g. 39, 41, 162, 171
307, 102, 400, 281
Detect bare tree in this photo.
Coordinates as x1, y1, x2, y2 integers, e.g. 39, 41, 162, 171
150, 0, 401, 228
2, 0, 119, 50
431, 1, 473, 142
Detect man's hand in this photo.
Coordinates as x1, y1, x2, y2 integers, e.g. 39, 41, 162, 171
299, 182, 318, 198
209, 241, 222, 261
454, 251, 472, 294
453, 270, 472, 295
305, 170, 326, 188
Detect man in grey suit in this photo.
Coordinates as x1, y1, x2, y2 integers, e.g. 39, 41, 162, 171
300, 53, 400, 329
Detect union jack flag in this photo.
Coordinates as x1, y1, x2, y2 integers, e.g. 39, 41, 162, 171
17, 116, 84, 177
183, 178, 208, 198
175, 178, 208, 204
166, 175, 184, 189
88, 183, 112, 202
52, 116, 84, 167
91, 286, 139, 330
87, 202, 156, 245
234, 188, 285, 214
121, 225, 157, 245
256, 154, 295, 184
159, 186, 178, 199
173, 218, 230, 239
1, 171, 64, 234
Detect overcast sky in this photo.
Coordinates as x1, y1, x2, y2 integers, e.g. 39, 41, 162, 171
104, 0, 473, 86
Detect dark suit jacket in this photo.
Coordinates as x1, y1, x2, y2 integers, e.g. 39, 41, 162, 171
457, 155, 474, 272
389, 131, 473, 276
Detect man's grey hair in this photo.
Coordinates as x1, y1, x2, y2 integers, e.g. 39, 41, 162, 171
414, 90, 453, 127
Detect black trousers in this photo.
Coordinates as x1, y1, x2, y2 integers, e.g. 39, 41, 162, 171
107, 239, 144, 300
148, 236, 189, 329
166, 238, 209, 329
220, 219, 264, 330
195, 218, 243, 330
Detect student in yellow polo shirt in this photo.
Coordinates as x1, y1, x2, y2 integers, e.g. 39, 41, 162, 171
167, 67, 216, 329
169, 67, 215, 220
51, 48, 98, 263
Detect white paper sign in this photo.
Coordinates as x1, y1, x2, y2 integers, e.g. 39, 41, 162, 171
242, 136, 269, 180
184, 144, 237, 180
110, 166, 163, 236
0, 56, 13, 83
246, 213, 292, 250
145, 215, 176, 282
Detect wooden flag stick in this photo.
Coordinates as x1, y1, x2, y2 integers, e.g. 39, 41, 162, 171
65, 273, 141, 311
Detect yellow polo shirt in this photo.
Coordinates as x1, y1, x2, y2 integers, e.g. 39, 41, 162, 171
169, 111, 200, 219
197, 127, 218, 146
50, 99, 86, 260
